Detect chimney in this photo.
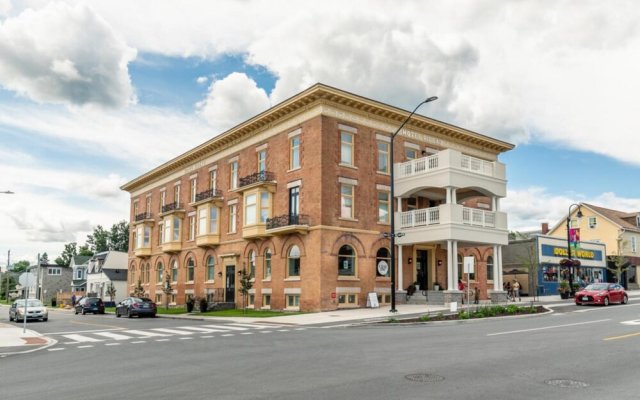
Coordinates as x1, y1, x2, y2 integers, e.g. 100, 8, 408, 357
541, 222, 549, 234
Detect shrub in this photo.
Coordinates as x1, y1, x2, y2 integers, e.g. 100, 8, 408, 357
419, 314, 431, 322
458, 311, 470, 319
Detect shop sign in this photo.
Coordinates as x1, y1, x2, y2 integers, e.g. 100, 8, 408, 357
541, 245, 602, 261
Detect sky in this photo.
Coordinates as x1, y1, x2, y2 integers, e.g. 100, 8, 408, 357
1, 0, 640, 268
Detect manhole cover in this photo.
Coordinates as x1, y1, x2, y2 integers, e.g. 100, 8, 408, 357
545, 379, 589, 388
405, 373, 445, 383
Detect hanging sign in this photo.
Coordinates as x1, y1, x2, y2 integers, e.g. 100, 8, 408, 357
377, 260, 389, 276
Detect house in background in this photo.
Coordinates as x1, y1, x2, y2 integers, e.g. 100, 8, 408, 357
70, 255, 91, 294
546, 203, 640, 289
86, 251, 128, 303
29, 263, 73, 304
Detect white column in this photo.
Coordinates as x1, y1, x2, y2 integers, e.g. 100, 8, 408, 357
493, 245, 500, 290
446, 240, 454, 290
491, 196, 497, 211
446, 187, 452, 204
495, 197, 500, 211
397, 245, 404, 291
497, 245, 504, 289
452, 240, 459, 288
452, 188, 457, 204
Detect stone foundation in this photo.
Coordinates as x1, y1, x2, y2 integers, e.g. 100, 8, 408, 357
443, 290, 463, 305
489, 290, 508, 303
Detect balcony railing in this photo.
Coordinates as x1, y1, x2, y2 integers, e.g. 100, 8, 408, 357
396, 150, 496, 179
161, 202, 182, 213
134, 212, 153, 222
195, 188, 223, 202
460, 155, 494, 176
462, 207, 496, 227
266, 214, 309, 230
239, 171, 275, 188
399, 207, 440, 228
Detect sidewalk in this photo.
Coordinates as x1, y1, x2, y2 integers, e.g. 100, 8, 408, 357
0, 322, 56, 356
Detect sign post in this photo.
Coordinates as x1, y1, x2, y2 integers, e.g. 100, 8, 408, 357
464, 257, 475, 308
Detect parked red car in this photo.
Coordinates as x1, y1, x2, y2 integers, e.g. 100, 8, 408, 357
575, 283, 628, 306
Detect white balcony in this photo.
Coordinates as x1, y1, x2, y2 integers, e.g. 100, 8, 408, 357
394, 149, 507, 198
396, 204, 508, 246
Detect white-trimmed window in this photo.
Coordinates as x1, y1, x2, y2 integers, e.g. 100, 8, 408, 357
133, 201, 139, 217
378, 191, 390, 223
190, 178, 197, 203
155, 294, 162, 303
262, 294, 271, 308
75, 268, 84, 280
286, 294, 300, 308
171, 260, 178, 282
338, 245, 356, 276
377, 141, 389, 173
405, 148, 418, 160
130, 266, 136, 285
249, 293, 255, 306
209, 169, 217, 191
188, 215, 196, 241
48, 267, 61, 276
588, 216, 597, 229
263, 249, 272, 279
206, 256, 215, 281
245, 194, 257, 225
160, 191, 166, 212
146, 197, 151, 214
632, 237, 638, 253
338, 293, 358, 307
248, 250, 256, 279
174, 185, 181, 207
209, 207, 218, 234
258, 150, 266, 173
158, 222, 164, 245
156, 262, 163, 283
244, 191, 271, 226
340, 184, 354, 219
186, 258, 195, 282
172, 217, 181, 241
290, 136, 301, 169
229, 204, 237, 233
340, 131, 354, 166
486, 256, 494, 281
230, 161, 238, 190
287, 245, 301, 277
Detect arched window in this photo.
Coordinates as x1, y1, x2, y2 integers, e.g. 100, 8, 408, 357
338, 245, 356, 276
145, 263, 151, 283
206, 256, 215, 281
248, 250, 256, 278
187, 258, 195, 282
287, 245, 301, 277
486, 256, 494, 281
156, 262, 164, 283
171, 260, 178, 282
130, 264, 136, 285
264, 249, 272, 279
375, 248, 390, 277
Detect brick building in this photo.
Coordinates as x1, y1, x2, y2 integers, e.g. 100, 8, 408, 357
121, 84, 514, 311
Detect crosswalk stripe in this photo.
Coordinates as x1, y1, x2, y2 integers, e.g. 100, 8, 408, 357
62, 334, 103, 343
94, 332, 134, 341
151, 328, 194, 335
202, 324, 248, 331
177, 326, 229, 333
123, 330, 169, 337
227, 323, 282, 329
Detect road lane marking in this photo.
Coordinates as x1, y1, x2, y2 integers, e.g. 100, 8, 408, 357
131, 341, 146, 344
603, 332, 640, 341
77, 345, 93, 349
47, 328, 124, 335
201, 336, 214, 338
487, 319, 611, 336
94, 332, 134, 341
123, 330, 168, 337
221, 334, 234, 337
48, 348, 65, 351
202, 324, 249, 331
155, 339, 170, 342
70, 320, 123, 330
105, 343, 120, 346
151, 328, 193, 335
62, 334, 103, 343
277, 329, 290, 332
179, 337, 193, 340
240, 332, 253, 335
228, 323, 282, 329
621, 319, 640, 326
177, 326, 228, 333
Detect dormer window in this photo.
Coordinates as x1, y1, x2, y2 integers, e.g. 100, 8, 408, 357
636, 214, 640, 227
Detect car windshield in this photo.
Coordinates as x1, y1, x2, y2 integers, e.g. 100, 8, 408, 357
132, 297, 152, 303
585, 283, 608, 291
15, 300, 43, 307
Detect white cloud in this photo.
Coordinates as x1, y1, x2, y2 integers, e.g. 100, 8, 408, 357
197, 72, 270, 130
196, 76, 208, 85
0, 2, 136, 107
0, 0, 12, 17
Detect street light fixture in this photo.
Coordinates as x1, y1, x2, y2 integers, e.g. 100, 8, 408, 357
1, 191, 14, 194
565, 203, 583, 295
389, 96, 438, 313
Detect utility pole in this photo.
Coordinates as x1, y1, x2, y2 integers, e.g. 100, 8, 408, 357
35, 253, 40, 301
4, 250, 9, 303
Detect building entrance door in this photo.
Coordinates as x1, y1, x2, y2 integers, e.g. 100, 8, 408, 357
416, 250, 429, 290
225, 265, 235, 303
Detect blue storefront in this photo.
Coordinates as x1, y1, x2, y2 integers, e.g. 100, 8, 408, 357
537, 235, 607, 295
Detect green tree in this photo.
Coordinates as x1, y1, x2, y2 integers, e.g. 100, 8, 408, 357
55, 242, 78, 266
607, 237, 629, 284
40, 252, 49, 265
11, 260, 30, 273
132, 279, 145, 297
238, 269, 253, 313
109, 220, 130, 252
78, 244, 93, 257
1, 273, 17, 301
106, 282, 117, 302
87, 225, 109, 253
162, 272, 172, 310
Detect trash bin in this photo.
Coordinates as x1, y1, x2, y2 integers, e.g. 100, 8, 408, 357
51, 298, 57, 307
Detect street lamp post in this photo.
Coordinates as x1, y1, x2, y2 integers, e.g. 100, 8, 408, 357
388, 96, 438, 313
566, 203, 583, 295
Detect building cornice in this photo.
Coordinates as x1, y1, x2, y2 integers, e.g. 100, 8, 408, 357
121, 83, 514, 193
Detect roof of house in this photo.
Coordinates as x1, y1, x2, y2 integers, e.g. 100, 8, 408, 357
582, 203, 640, 233
73, 255, 92, 265
121, 83, 515, 192
103, 268, 128, 281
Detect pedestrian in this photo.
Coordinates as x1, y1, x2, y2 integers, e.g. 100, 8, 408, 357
458, 279, 465, 303
474, 287, 479, 304
71, 294, 76, 306
505, 281, 512, 300
513, 280, 521, 301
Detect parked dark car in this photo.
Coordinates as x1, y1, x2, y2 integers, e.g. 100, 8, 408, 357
75, 297, 105, 315
115, 297, 157, 318
575, 283, 628, 306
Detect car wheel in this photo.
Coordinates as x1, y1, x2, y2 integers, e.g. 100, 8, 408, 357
116, 310, 120, 318
43, 317, 48, 322
603, 297, 609, 306
152, 313, 157, 318
622, 295, 628, 304
81, 309, 86, 315
9, 314, 13, 321
74, 310, 78, 315
127, 309, 133, 318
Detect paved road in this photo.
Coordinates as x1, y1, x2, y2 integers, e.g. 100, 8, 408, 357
2, 302, 639, 400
